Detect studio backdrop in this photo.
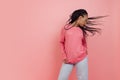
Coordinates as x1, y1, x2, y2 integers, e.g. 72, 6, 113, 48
0, 0, 120, 80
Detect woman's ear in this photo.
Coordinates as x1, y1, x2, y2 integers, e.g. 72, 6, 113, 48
78, 16, 83, 20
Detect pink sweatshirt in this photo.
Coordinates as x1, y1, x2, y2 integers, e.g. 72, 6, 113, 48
59, 24, 88, 64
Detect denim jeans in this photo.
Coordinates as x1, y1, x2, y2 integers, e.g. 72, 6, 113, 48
57, 56, 88, 80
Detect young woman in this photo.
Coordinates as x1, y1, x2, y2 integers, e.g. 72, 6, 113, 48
58, 9, 108, 80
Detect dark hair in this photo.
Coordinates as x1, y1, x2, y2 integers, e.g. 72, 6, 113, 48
64, 9, 109, 37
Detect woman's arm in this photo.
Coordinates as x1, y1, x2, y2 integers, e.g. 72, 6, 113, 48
59, 27, 67, 60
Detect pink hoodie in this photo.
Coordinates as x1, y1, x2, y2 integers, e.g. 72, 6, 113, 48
59, 24, 88, 64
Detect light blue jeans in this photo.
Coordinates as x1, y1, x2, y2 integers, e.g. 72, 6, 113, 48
57, 56, 88, 80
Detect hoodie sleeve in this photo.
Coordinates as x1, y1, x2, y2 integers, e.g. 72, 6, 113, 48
59, 27, 67, 59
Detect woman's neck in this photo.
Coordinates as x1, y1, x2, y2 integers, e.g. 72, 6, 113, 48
70, 22, 79, 27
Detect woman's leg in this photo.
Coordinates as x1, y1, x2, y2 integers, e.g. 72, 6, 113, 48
75, 56, 88, 80
57, 62, 74, 80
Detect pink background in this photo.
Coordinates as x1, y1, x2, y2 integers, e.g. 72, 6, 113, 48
0, 0, 120, 80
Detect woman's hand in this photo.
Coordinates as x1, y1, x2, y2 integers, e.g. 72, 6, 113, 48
63, 59, 69, 63
86, 50, 88, 55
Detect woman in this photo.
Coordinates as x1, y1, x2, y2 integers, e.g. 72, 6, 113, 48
58, 9, 108, 80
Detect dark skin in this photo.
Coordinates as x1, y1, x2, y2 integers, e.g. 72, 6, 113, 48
71, 15, 88, 27
63, 15, 88, 64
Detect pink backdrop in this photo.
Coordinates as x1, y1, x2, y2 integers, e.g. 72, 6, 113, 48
0, 0, 120, 80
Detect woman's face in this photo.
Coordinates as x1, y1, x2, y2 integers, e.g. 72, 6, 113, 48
77, 15, 88, 27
